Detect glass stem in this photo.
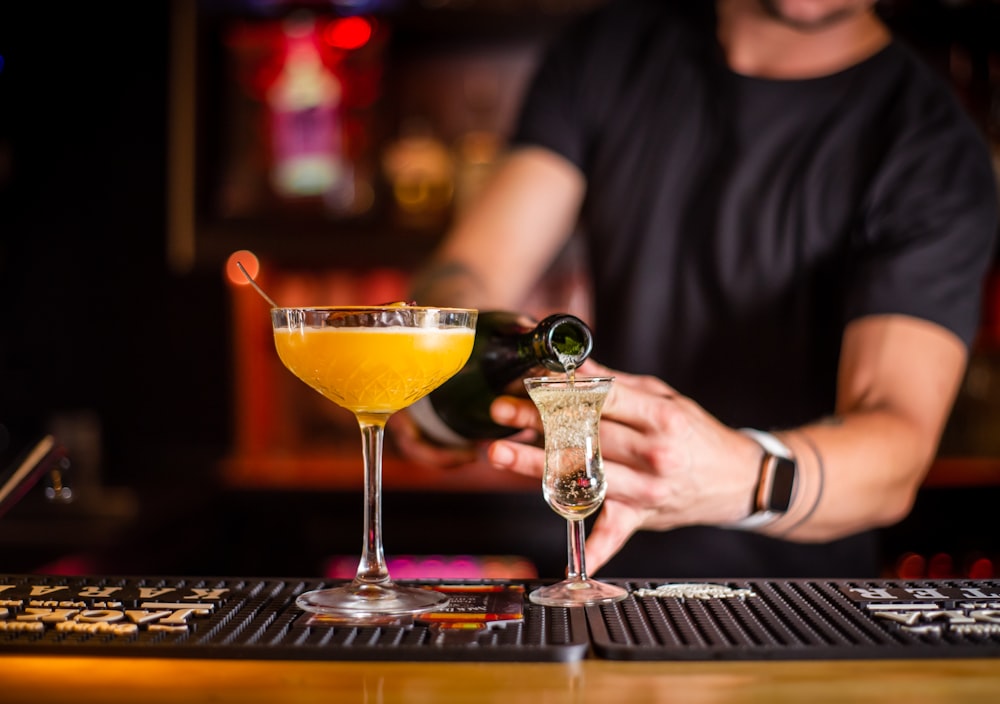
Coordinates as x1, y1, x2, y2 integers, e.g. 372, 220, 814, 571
355, 415, 390, 586
567, 518, 588, 582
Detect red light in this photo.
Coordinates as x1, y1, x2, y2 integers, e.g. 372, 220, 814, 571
895, 552, 926, 579
323, 17, 372, 51
967, 557, 994, 579
927, 552, 955, 579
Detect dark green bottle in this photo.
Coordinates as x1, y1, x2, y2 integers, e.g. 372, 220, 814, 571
409, 311, 594, 445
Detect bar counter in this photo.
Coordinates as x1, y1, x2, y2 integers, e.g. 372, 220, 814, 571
3, 656, 1000, 703
4, 572, 1000, 703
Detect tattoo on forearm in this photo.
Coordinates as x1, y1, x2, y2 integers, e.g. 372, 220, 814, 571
779, 432, 825, 536
409, 262, 482, 306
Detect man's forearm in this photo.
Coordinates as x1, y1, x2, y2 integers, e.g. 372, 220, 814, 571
409, 259, 486, 308
761, 412, 938, 542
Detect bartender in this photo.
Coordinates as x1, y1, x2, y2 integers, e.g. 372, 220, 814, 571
394, 0, 999, 578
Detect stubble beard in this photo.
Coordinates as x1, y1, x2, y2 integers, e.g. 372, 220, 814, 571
754, 0, 869, 32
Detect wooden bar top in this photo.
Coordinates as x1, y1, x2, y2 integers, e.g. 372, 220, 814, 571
2, 656, 999, 703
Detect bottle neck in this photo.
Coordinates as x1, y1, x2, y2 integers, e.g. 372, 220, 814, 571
530, 314, 593, 373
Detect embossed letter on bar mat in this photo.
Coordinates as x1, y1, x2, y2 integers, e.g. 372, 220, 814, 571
0, 576, 588, 662
586, 579, 1000, 660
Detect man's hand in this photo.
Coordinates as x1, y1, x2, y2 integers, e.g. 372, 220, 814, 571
391, 403, 542, 470
485, 360, 762, 573
389, 410, 483, 469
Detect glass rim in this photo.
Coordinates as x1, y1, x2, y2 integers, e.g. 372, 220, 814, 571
523, 375, 615, 384
269, 305, 478, 313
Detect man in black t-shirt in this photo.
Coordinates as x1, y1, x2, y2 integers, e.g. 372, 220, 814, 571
400, 0, 999, 578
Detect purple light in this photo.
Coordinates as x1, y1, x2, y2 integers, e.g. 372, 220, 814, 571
323, 554, 537, 580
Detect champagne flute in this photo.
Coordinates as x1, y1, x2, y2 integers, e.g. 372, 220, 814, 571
524, 376, 628, 607
271, 305, 477, 621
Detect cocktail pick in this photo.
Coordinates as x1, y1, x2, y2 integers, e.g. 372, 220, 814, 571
236, 261, 280, 308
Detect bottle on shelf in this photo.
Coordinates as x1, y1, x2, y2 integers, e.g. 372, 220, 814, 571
408, 311, 593, 446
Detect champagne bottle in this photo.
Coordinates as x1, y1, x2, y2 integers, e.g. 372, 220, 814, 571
409, 311, 594, 445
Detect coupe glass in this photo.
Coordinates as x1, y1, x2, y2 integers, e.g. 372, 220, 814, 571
271, 305, 477, 620
524, 376, 628, 607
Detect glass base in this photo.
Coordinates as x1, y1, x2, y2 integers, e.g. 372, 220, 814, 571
528, 578, 629, 607
296, 582, 449, 623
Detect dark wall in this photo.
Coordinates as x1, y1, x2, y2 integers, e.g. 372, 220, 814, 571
0, 2, 230, 487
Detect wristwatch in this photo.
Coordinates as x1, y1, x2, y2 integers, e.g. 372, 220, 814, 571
731, 428, 797, 530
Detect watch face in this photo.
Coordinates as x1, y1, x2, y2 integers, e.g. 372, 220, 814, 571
770, 456, 796, 512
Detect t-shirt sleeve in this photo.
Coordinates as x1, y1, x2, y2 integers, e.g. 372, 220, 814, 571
511, 2, 647, 170
846, 98, 999, 348
511, 23, 593, 169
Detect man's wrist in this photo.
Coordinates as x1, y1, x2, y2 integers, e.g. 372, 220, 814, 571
729, 428, 798, 530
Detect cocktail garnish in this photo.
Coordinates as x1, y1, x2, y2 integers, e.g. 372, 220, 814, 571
236, 261, 280, 308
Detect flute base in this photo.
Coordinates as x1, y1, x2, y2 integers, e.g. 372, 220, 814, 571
296, 582, 450, 624
528, 578, 628, 607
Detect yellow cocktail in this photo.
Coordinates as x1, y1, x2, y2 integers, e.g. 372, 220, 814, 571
270, 305, 477, 620
274, 326, 474, 416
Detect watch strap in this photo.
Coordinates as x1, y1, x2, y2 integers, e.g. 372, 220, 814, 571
729, 428, 797, 530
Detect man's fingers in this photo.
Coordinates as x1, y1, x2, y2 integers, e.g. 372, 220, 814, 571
490, 395, 543, 432
487, 439, 545, 479
584, 501, 644, 574
390, 413, 480, 468
580, 358, 677, 396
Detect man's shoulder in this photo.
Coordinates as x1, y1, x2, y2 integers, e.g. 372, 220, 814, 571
869, 40, 989, 146
552, 0, 711, 74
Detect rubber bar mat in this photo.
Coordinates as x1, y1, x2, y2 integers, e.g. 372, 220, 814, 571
0, 575, 588, 662
587, 578, 1000, 660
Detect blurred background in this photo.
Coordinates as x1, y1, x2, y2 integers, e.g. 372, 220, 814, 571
0, 0, 998, 582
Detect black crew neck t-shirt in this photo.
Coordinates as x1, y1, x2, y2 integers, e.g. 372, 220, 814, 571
512, 0, 998, 578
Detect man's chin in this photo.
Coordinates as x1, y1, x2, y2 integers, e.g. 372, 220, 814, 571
756, 0, 867, 32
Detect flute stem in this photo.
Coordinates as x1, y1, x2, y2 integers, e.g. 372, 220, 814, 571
355, 415, 390, 586
567, 518, 588, 582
